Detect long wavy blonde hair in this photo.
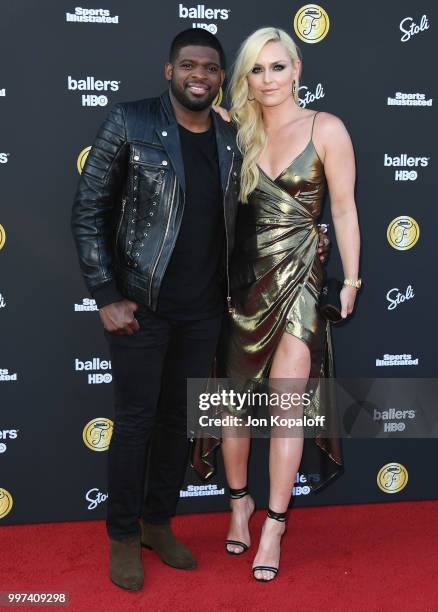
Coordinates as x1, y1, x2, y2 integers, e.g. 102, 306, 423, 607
229, 27, 302, 202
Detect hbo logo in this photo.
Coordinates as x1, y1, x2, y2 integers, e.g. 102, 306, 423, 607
88, 373, 112, 384
384, 422, 406, 432
193, 23, 217, 34
82, 95, 108, 107
293, 485, 311, 495
395, 170, 417, 181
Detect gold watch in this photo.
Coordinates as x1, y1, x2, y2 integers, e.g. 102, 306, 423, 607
343, 278, 362, 289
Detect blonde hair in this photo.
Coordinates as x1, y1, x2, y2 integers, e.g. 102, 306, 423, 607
229, 27, 301, 202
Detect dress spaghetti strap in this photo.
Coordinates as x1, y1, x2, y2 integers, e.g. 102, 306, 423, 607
311, 111, 320, 140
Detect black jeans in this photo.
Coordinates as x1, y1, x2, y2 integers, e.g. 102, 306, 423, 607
104, 306, 222, 539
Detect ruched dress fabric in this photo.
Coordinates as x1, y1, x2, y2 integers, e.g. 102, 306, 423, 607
225, 112, 343, 491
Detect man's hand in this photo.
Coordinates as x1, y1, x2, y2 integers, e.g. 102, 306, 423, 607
317, 223, 330, 263
99, 299, 140, 335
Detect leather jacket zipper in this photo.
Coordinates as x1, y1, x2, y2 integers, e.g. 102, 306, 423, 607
223, 152, 234, 314
149, 175, 177, 306
115, 197, 126, 247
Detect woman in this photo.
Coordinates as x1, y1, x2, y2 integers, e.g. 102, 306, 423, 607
221, 27, 361, 582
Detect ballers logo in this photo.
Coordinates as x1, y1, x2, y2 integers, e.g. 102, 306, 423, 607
178, 4, 230, 34
0, 429, 19, 454
75, 357, 112, 384
83, 418, 113, 451
77, 146, 91, 174
67, 76, 121, 107
292, 471, 320, 495
387, 216, 420, 251
294, 4, 330, 44
377, 463, 408, 493
0, 488, 13, 519
384, 153, 430, 181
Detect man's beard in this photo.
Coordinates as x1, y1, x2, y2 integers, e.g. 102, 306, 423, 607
170, 79, 217, 111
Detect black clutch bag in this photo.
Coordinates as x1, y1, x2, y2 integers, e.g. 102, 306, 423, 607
319, 278, 344, 324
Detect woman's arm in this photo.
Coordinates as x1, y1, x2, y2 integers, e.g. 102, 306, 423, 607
319, 113, 361, 318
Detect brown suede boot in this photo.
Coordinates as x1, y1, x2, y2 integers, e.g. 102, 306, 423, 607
109, 535, 144, 591
140, 520, 197, 569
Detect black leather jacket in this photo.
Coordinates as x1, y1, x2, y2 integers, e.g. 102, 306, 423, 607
71, 91, 240, 310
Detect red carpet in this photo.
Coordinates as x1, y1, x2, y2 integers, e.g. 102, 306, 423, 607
1, 501, 438, 611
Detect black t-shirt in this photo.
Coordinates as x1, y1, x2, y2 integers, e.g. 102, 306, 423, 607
156, 122, 225, 318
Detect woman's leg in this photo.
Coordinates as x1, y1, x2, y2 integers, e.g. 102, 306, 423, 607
222, 430, 254, 553
252, 332, 310, 580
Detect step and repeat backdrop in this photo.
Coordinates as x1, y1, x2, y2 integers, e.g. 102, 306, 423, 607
1, 1, 437, 524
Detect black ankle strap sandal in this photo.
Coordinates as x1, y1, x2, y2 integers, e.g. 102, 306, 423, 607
252, 507, 287, 581
225, 485, 254, 556
229, 486, 249, 500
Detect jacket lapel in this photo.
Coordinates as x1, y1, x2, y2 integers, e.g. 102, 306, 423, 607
211, 110, 235, 192
158, 92, 186, 192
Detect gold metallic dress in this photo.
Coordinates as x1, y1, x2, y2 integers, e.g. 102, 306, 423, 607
225, 112, 343, 491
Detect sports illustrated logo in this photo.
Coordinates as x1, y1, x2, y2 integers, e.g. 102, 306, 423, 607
384, 154, 429, 181
74, 298, 98, 312
179, 484, 225, 497
0, 89, 6, 97
292, 471, 320, 496
77, 146, 91, 174
67, 76, 120, 107
0, 429, 19, 454
0, 293, 5, 309
65, 7, 119, 24
375, 354, 419, 367
0, 153, 10, 164
387, 216, 420, 251
0, 369, 18, 382
387, 285, 414, 311
83, 418, 113, 452
85, 487, 108, 510
75, 357, 112, 384
400, 14, 429, 43
377, 463, 408, 493
0, 488, 13, 519
387, 92, 432, 107
178, 4, 230, 34
294, 4, 330, 44
373, 408, 415, 433
299, 82, 325, 108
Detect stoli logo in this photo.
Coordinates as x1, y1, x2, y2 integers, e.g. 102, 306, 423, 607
298, 83, 325, 108
400, 15, 429, 43
386, 285, 415, 311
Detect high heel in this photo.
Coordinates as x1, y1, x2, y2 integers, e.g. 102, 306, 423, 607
252, 508, 287, 581
225, 485, 255, 555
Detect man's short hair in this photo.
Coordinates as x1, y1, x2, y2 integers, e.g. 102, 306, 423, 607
169, 28, 226, 68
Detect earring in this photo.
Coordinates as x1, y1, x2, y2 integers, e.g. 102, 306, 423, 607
292, 80, 296, 96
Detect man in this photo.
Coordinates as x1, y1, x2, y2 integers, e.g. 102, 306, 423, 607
71, 28, 329, 591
